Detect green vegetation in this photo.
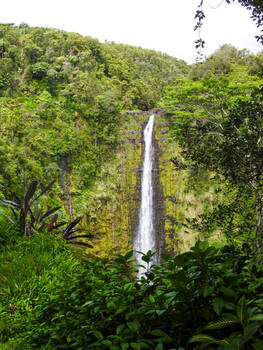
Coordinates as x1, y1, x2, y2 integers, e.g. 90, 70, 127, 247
0, 23, 188, 251
1, 12, 263, 350
0, 23, 187, 195
159, 44, 263, 257
2, 234, 263, 349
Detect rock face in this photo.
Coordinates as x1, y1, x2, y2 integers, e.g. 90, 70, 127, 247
152, 123, 165, 262
121, 108, 164, 117
80, 113, 167, 258
64, 113, 217, 258
154, 116, 221, 255
79, 114, 149, 258
155, 117, 183, 255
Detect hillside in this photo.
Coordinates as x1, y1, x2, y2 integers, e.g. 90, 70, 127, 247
159, 44, 263, 254
2, 22, 263, 350
0, 23, 188, 247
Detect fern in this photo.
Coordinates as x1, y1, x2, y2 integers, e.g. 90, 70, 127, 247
205, 317, 240, 330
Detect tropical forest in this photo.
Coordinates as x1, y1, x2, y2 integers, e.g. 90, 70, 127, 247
1, 1, 263, 349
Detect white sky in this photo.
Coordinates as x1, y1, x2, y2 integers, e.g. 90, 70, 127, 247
2, 0, 262, 63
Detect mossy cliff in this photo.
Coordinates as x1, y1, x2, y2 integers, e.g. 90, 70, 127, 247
67, 114, 219, 257
75, 114, 149, 258
155, 116, 222, 255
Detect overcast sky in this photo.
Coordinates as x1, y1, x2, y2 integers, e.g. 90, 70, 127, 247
2, 0, 262, 63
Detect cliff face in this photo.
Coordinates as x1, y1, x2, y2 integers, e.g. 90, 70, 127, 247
68, 114, 218, 257
76, 114, 149, 258
156, 116, 223, 254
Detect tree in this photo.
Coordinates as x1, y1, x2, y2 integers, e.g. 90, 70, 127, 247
163, 79, 263, 253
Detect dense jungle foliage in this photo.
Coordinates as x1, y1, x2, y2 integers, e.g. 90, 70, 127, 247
159, 43, 263, 260
2, 235, 263, 350
0, 22, 188, 223
1, 10, 263, 350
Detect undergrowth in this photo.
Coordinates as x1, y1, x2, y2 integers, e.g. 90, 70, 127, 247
1, 230, 263, 349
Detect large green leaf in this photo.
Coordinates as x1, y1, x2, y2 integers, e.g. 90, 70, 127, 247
249, 313, 263, 322
151, 330, 170, 337
121, 344, 129, 350
202, 284, 214, 298
92, 330, 103, 340
212, 297, 224, 315
237, 296, 247, 325
127, 321, 139, 333
151, 329, 173, 342
243, 323, 260, 342
188, 334, 219, 344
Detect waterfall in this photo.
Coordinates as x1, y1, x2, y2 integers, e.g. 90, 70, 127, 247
134, 115, 155, 278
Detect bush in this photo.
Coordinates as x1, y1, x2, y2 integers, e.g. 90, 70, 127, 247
2, 238, 263, 349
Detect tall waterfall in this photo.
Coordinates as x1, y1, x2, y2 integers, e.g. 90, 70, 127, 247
134, 115, 155, 278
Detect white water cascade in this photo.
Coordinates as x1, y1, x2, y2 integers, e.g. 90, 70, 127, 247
134, 115, 155, 278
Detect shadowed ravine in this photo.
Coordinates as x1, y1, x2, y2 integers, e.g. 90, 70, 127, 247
134, 115, 156, 277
